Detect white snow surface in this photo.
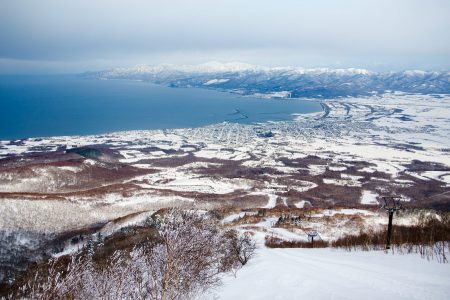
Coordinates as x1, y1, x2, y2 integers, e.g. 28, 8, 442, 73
361, 190, 379, 205
203, 248, 450, 300
204, 78, 230, 85
101, 62, 375, 76
295, 200, 311, 208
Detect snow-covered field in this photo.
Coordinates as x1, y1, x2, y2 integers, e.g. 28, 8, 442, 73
205, 247, 450, 300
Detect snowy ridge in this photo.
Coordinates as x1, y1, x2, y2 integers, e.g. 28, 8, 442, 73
102, 62, 266, 75
98, 62, 374, 76
84, 62, 450, 98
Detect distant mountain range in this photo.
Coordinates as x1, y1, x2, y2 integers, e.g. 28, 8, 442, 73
83, 62, 450, 98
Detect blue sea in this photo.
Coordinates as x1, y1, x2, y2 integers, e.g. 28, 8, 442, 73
0, 75, 321, 140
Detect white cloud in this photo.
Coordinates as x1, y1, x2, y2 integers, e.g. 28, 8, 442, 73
0, 0, 449, 72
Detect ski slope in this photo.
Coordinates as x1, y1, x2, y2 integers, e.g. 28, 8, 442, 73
204, 248, 450, 300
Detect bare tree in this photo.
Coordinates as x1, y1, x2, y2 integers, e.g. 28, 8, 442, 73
226, 230, 257, 266
142, 209, 232, 300
11, 255, 87, 300
7, 209, 256, 300
80, 251, 134, 300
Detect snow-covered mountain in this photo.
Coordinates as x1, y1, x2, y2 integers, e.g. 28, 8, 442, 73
84, 62, 450, 98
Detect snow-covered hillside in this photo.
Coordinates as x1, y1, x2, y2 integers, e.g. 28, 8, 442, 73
204, 248, 450, 300
84, 62, 450, 98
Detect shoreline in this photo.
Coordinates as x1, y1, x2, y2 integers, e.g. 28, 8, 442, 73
0, 76, 323, 141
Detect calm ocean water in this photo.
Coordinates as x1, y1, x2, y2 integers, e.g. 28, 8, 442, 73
0, 75, 321, 140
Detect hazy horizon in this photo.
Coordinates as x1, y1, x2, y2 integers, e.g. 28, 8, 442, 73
1, 0, 450, 74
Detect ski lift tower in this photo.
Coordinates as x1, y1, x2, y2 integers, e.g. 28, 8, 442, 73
307, 231, 319, 248
381, 196, 403, 250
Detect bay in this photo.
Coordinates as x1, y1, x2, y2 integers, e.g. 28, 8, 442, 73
0, 75, 321, 140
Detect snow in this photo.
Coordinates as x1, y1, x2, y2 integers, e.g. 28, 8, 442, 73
221, 213, 247, 224
329, 166, 347, 171
361, 190, 379, 205
53, 242, 84, 258
289, 181, 318, 192
152, 176, 252, 194
421, 171, 450, 185
57, 166, 82, 172
0, 196, 190, 233
109, 62, 265, 74
203, 248, 450, 300
252, 91, 291, 99
195, 148, 251, 160
295, 200, 311, 208
323, 178, 362, 187
100, 62, 376, 77
2, 95, 449, 185
441, 175, 450, 186
178, 162, 223, 170
263, 193, 278, 209
204, 79, 230, 85
403, 70, 427, 77
308, 164, 327, 176
360, 167, 377, 173
2, 92, 450, 281
405, 171, 431, 181
99, 210, 154, 236
341, 174, 364, 181
312, 209, 376, 218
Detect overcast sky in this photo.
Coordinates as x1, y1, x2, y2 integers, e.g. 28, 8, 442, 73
1, 0, 449, 73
